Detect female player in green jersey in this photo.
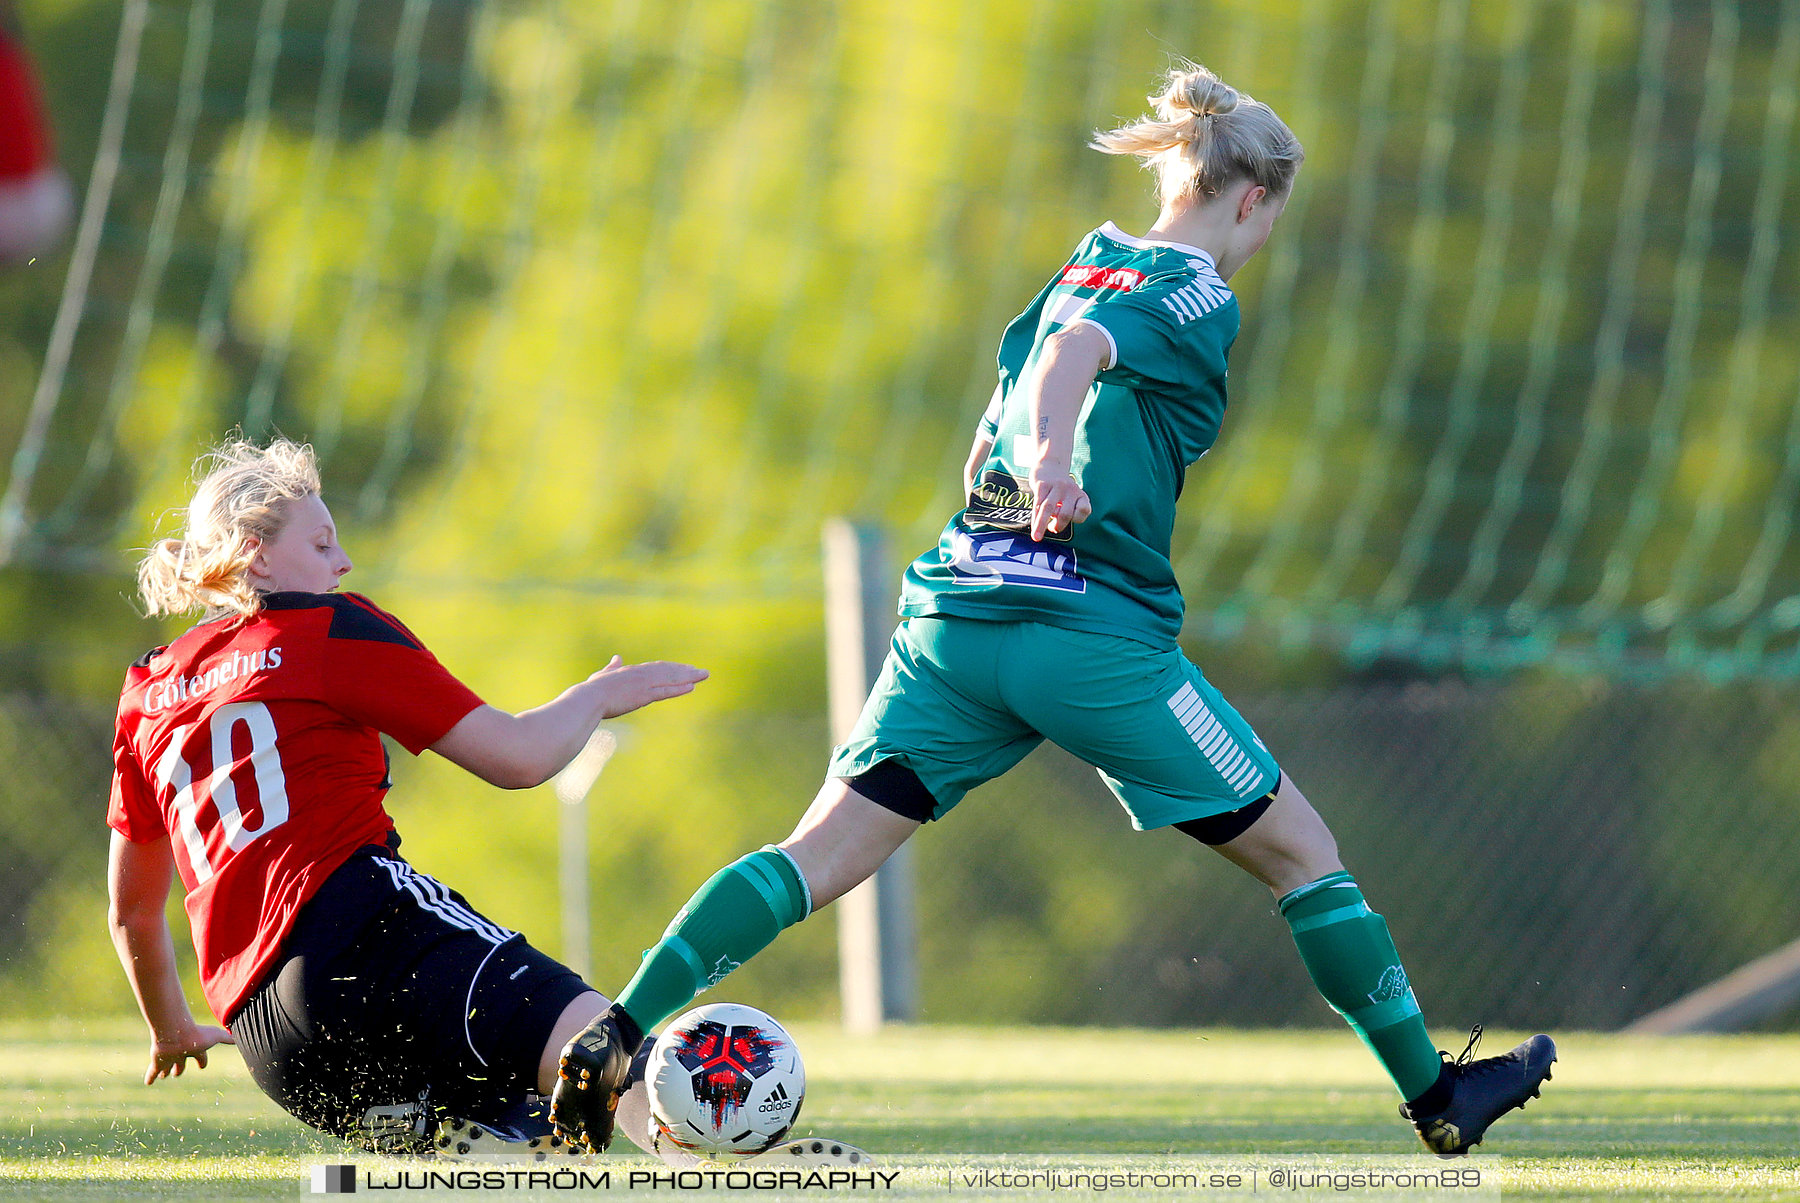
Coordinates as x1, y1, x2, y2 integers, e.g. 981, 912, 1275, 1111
554, 63, 1555, 1156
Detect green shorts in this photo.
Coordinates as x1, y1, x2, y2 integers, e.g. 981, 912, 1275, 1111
827, 615, 1279, 831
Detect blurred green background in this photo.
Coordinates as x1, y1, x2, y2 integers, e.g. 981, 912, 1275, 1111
5, 0, 1800, 1034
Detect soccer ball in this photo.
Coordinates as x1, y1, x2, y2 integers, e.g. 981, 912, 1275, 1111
646, 1003, 805, 1158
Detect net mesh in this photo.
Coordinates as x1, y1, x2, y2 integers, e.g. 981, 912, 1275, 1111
10, 0, 1800, 676
8, 0, 1800, 1031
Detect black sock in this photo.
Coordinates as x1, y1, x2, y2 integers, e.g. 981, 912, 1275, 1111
1405, 1065, 1452, 1117
607, 1001, 644, 1052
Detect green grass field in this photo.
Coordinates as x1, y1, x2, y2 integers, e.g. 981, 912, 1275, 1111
2, 1021, 1797, 1200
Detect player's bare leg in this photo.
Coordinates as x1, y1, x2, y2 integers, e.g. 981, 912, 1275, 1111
777, 778, 920, 908
540, 992, 610, 1096
552, 780, 913, 1153
1208, 773, 1344, 894
430, 991, 657, 1159
550, 997, 642, 1153
547, 992, 658, 1152
1211, 774, 1554, 1153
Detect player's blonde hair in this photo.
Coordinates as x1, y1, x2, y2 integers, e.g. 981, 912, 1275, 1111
136, 436, 322, 618
1092, 62, 1303, 208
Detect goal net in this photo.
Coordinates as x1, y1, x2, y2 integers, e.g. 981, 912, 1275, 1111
11, 0, 1800, 679
7, 0, 1800, 1030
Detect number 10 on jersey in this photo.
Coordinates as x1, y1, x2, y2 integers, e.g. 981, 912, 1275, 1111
153, 701, 291, 883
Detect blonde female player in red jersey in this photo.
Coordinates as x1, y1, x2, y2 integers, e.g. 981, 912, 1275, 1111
107, 437, 705, 1154
554, 63, 1556, 1157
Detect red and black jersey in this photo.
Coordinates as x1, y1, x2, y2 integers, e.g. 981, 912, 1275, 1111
108, 592, 485, 1023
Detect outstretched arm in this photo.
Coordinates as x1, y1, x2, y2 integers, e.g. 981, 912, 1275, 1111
1022, 322, 1110, 540
431, 656, 707, 790
106, 831, 234, 1084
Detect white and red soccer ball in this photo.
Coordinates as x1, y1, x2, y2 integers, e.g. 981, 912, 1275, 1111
646, 1003, 805, 1158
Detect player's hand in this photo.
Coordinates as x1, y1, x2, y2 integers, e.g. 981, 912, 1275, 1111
1028, 464, 1092, 540
146, 1023, 234, 1085
591, 657, 708, 719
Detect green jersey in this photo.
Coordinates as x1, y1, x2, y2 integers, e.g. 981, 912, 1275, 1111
900, 222, 1240, 648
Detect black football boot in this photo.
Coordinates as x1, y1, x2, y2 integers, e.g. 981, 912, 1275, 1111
1400, 1025, 1556, 1155
549, 1004, 644, 1153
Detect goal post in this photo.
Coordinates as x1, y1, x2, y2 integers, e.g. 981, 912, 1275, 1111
553, 726, 619, 983
823, 518, 917, 1032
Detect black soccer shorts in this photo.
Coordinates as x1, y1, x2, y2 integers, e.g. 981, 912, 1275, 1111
228, 838, 590, 1140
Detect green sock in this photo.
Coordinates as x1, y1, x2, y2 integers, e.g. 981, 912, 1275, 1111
1279, 871, 1443, 1101
614, 845, 811, 1032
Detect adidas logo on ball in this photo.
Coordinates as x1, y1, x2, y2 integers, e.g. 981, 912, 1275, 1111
759, 1082, 794, 1113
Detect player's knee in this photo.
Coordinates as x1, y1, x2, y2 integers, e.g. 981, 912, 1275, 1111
779, 764, 928, 908
1271, 778, 1343, 868
1182, 775, 1344, 892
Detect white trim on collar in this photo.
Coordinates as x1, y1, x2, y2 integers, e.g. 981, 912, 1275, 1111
1097, 221, 1216, 268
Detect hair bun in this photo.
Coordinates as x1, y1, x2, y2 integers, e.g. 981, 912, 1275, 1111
1091, 61, 1302, 206
1174, 72, 1239, 118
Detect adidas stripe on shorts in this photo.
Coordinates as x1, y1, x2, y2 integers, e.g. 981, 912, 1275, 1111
828, 615, 1279, 830
229, 840, 588, 1137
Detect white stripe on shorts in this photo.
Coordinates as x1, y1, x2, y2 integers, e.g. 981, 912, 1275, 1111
377, 858, 515, 945
462, 941, 506, 1067
1167, 682, 1265, 798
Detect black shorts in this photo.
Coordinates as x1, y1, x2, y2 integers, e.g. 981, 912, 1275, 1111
228, 839, 590, 1140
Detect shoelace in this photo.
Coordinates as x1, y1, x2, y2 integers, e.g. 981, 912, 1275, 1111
1450, 1023, 1519, 1082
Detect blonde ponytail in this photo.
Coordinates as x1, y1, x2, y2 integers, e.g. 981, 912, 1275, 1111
136, 437, 322, 618
1092, 62, 1303, 207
